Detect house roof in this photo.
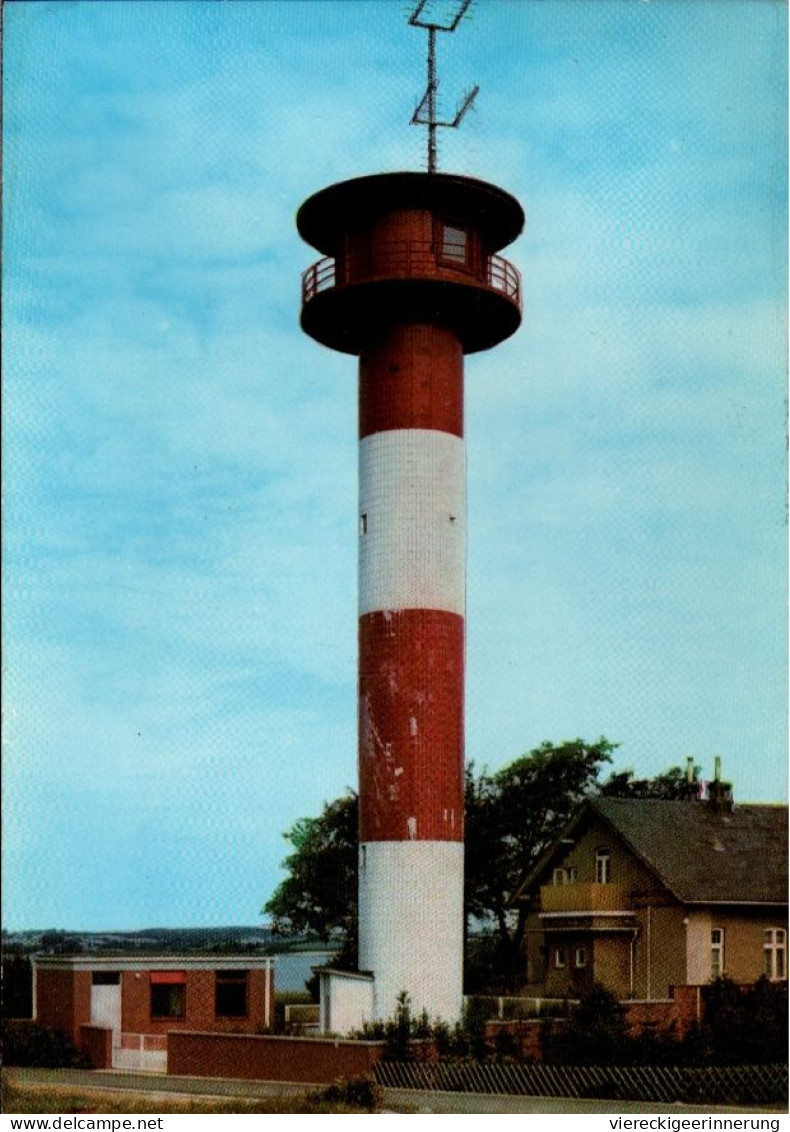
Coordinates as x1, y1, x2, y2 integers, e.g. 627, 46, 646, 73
519, 798, 788, 907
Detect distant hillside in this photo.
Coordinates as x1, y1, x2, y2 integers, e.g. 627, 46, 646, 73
1, 925, 329, 955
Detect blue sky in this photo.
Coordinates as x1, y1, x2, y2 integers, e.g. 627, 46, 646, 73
4, 0, 787, 931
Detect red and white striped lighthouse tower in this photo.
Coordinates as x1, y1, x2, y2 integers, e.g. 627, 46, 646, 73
297, 5, 523, 1026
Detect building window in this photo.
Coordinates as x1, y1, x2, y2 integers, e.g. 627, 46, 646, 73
360, 513, 367, 535
150, 976, 186, 1020
764, 929, 786, 981
711, 928, 724, 979
92, 971, 120, 985
441, 224, 468, 265
553, 866, 578, 885
554, 947, 566, 969
215, 970, 249, 1018
595, 848, 611, 884
575, 947, 588, 969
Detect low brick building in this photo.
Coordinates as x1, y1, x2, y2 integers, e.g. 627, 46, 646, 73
516, 788, 787, 1002
33, 955, 275, 1071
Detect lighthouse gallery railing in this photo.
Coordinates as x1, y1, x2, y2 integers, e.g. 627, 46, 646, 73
302, 241, 521, 309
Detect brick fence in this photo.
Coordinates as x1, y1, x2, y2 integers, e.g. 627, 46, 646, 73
79, 1025, 112, 1070
168, 1031, 386, 1084
483, 984, 702, 1060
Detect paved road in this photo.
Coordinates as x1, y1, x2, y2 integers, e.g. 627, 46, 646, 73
5, 1068, 786, 1116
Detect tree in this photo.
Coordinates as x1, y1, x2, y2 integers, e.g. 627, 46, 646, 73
599, 764, 700, 799
264, 745, 702, 989
464, 737, 617, 986
264, 791, 358, 968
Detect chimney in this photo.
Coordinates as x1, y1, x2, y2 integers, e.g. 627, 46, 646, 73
707, 757, 734, 813
683, 756, 700, 801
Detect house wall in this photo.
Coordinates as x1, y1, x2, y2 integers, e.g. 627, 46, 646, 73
633, 904, 687, 1000
594, 934, 634, 997
35, 968, 91, 1047
685, 910, 712, 985
120, 968, 273, 1036
705, 908, 788, 985
556, 819, 658, 893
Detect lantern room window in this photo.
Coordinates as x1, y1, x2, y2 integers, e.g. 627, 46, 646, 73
441, 224, 469, 266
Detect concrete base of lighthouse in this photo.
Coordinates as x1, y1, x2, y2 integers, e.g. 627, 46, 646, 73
359, 841, 464, 1024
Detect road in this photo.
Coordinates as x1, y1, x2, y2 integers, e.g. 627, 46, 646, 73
4, 1068, 786, 1115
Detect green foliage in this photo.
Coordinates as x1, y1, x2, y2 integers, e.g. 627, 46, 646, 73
543, 983, 628, 1064
311, 1074, 383, 1111
1, 954, 32, 1018
264, 792, 358, 965
599, 764, 701, 800
1, 1021, 90, 1069
262, 742, 703, 993
464, 738, 618, 986
696, 976, 788, 1065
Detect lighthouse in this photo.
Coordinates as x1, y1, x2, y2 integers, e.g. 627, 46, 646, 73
297, 2, 524, 1025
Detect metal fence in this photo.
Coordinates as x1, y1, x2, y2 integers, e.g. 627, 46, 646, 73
374, 1060, 788, 1107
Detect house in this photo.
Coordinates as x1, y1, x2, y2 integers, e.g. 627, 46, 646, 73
33, 954, 275, 1071
515, 786, 787, 1001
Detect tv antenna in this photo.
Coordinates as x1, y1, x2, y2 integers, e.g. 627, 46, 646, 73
409, 0, 479, 174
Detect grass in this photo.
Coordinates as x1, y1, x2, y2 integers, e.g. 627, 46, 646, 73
1, 1077, 372, 1115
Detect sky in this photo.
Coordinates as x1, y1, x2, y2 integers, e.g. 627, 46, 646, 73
3, 0, 787, 932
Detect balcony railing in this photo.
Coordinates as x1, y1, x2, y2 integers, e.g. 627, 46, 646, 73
539, 882, 630, 915
301, 240, 521, 309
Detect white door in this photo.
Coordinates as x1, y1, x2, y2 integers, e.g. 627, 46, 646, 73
91, 982, 122, 1051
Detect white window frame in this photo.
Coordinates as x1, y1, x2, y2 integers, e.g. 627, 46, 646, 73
764, 928, 787, 981
595, 848, 611, 885
441, 223, 469, 265
711, 928, 724, 980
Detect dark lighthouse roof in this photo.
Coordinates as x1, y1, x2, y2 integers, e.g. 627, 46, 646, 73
297, 171, 524, 256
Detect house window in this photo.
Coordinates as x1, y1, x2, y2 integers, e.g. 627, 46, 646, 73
764, 929, 786, 981
441, 224, 469, 265
575, 947, 588, 969
92, 971, 120, 985
595, 848, 611, 884
215, 970, 249, 1018
554, 947, 566, 969
553, 866, 578, 885
711, 928, 724, 979
150, 974, 186, 1019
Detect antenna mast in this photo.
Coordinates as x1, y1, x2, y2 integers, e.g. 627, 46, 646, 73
409, 0, 479, 174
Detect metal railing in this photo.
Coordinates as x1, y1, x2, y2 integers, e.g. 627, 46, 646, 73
374, 1061, 788, 1106
301, 241, 520, 308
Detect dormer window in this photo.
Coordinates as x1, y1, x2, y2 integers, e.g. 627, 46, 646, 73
441, 224, 469, 266
595, 848, 611, 885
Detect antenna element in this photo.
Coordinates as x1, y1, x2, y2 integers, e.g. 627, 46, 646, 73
409, 0, 479, 173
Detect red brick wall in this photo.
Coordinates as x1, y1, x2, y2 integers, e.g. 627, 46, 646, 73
168, 1031, 386, 1084
36, 969, 91, 1046
623, 985, 701, 1041
80, 1025, 112, 1069
121, 969, 273, 1036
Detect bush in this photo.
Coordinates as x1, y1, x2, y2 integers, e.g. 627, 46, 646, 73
2, 1020, 90, 1068
543, 984, 629, 1064
311, 1074, 382, 1111
696, 976, 788, 1065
